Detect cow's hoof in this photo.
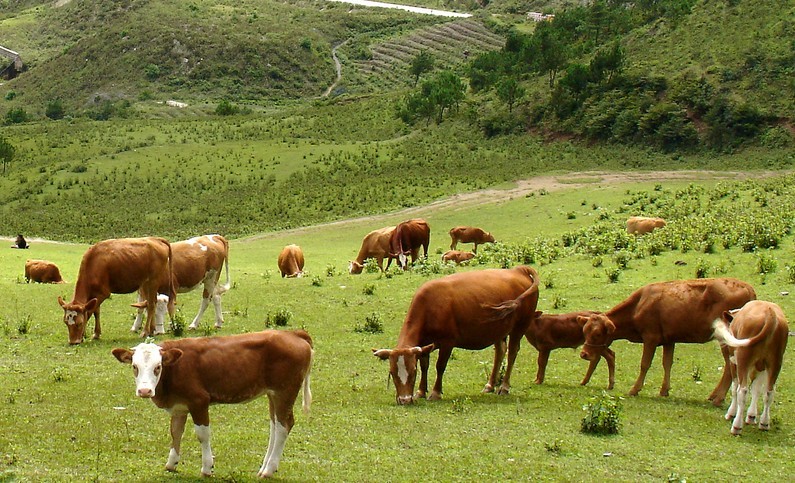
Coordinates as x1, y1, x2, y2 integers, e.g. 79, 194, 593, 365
428, 392, 442, 401
731, 426, 742, 436
759, 422, 769, 431
607, 383, 615, 390
92, 334, 101, 340
711, 398, 725, 407
659, 390, 670, 397
745, 415, 756, 424
496, 387, 510, 396
627, 390, 640, 397
481, 384, 495, 394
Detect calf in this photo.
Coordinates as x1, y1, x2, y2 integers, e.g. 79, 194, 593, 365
24, 259, 65, 284
526, 311, 615, 389
278, 244, 305, 278
449, 226, 495, 253
441, 250, 475, 265
626, 216, 666, 235
112, 330, 313, 478
713, 300, 788, 435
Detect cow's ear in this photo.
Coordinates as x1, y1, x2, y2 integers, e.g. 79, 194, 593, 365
85, 298, 98, 313
57, 296, 66, 308
722, 310, 734, 324
534, 310, 543, 318
112, 348, 133, 364
372, 348, 392, 360
420, 343, 435, 355
161, 349, 183, 366
576, 316, 589, 327
605, 319, 617, 334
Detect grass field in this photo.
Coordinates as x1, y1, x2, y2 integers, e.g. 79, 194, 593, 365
2, 173, 794, 481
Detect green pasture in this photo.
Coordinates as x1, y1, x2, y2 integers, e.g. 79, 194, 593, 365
2, 175, 795, 481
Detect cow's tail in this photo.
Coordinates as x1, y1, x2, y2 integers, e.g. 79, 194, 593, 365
217, 237, 231, 295
712, 307, 777, 348
294, 329, 314, 415
165, 239, 177, 317
484, 267, 540, 321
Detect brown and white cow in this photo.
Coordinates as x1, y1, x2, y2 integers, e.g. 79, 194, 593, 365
349, 226, 395, 274
442, 250, 475, 265
58, 237, 176, 345
449, 226, 495, 253
131, 234, 230, 334
713, 300, 788, 435
112, 329, 313, 478
373, 266, 539, 404
578, 277, 756, 404
626, 216, 666, 235
278, 244, 305, 278
526, 310, 615, 389
24, 259, 65, 284
387, 218, 430, 270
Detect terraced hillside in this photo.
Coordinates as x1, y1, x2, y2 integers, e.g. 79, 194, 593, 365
351, 19, 504, 89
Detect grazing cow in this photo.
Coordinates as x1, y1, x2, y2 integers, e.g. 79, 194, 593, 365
448, 226, 495, 253
349, 226, 395, 274
112, 329, 313, 478
373, 266, 539, 404
11, 234, 28, 249
278, 244, 305, 278
131, 234, 230, 333
58, 237, 176, 345
626, 216, 666, 235
24, 259, 65, 284
387, 218, 430, 270
578, 277, 756, 403
713, 300, 788, 435
442, 250, 475, 265
526, 311, 615, 389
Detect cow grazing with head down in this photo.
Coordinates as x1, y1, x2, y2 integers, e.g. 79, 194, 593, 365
112, 329, 313, 478
626, 216, 666, 235
349, 226, 395, 274
578, 277, 756, 404
58, 237, 176, 345
24, 259, 65, 284
713, 300, 788, 435
448, 226, 495, 253
373, 266, 539, 404
278, 244, 305, 278
11, 234, 28, 249
388, 218, 430, 270
131, 234, 230, 334
526, 311, 615, 389
442, 250, 474, 265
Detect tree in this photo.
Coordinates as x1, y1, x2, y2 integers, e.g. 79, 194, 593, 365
535, 25, 568, 88
0, 136, 15, 175
398, 70, 466, 125
409, 51, 434, 87
496, 77, 525, 112
45, 98, 65, 120
590, 43, 624, 84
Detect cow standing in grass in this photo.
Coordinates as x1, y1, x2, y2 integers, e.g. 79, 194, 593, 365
448, 226, 495, 253
349, 226, 395, 274
387, 218, 430, 270
278, 244, 305, 278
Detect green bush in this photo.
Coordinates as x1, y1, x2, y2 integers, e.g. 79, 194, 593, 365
581, 392, 621, 435
354, 312, 383, 334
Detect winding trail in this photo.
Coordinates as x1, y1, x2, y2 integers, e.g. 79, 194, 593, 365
322, 40, 347, 98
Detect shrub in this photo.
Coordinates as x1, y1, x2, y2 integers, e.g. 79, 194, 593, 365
215, 100, 239, 116
45, 99, 65, 120
605, 267, 621, 283
5, 108, 28, 124
581, 392, 621, 435
266, 308, 292, 327
354, 312, 383, 334
170, 311, 186, 337
695, 258, 710, 279
362, 284, 376, 296
756, 251, 777, 275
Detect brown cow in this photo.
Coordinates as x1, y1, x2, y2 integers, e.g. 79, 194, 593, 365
24, 259, 65, 284
58, 237, 176, 345
373, 266, 539, 404
578, 277, 756, 404
11, 234, 28, 249
388, 218, 430, 270
278, 244, 305, 278
112, 329, 313, 478
626, 216, 666, 235
713, 300, 788, 435
526, 310, 615, 389
131, 234, 230, 334
442, 250, 475, 265
449, 226, 495, 253
349, 226, 395, 274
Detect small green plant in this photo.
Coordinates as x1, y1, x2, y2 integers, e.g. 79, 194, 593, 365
326, 264, 336, 277
354, 312, 383, 334
16, 315, 32, 335
544, 275, 555, 289
695, 258, 710, 279
266, 308, 293, 328
311, 275, 323, 287
544, 439, 563, 454
613, 250, 631, 269
170, 311, 186, 337
756, 251, 777, 275
200, 321, 214, 336
691, 365, 702, 382
581, 392, 622, 435
51, 367, 70, 383
449, 396, 471, 414
605, 267, 621, 283
786, 265, 795, 284
552, 294, 567, 310
566, 211, 576, 220
362, 284, 376, 296
592, 256, 603, 268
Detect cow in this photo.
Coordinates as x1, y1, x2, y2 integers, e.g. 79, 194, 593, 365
112, 329, 313, 478
373, 266, 539, 404
58, 237, 176, 345
442, 250, 475, 265
24, 259, 65, 284
349, 226, 395, 274
131, 234, 230, 334
448, 226, 495, 253
11, 234, 28, 249
713, 300, 788, 435
577, 277, 756, 404
626, 216, 666, 235
278, 244, 305, 278
387, 218, 430, 270
526, 311, 615, 389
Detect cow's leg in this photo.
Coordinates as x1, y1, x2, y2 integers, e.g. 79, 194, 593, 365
189, 406, 214, 476
190, 286, 213, 329
604, 348, 616, 390
429, 346, 453, 400
497, 334, 522, 395
416, 352, 430, 400
659, 343, 675, 397
473, 243, 478, 254
708, 344, 733, 406
259, 395, 296, 478
745, 372, 763, 425
131, 292, 145, 332
212, 292, 224, 328
725, 381, 738, 421
730, 357, 750, 435
536, 348, 551, 385
376, 256, 384, 272
629, 341, 658, 396
759, 367, 780, 431
92, 309, 102, 340
483, 339, 507, 392
166, 411, 188, 472
580, 354, 599, 387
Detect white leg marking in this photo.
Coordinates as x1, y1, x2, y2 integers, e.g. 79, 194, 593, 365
194, 425, 213, 476
212, 293, 224, 328
725, 382, 738, 421
732, 386, 748, 435
760, 388, 775, 430
166, 448, 180, 472
259, 420, 289, 478
260, 418, 276, 477
190, 296, 211, 329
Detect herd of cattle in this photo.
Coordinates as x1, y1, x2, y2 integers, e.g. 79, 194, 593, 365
16, 215, 789, 477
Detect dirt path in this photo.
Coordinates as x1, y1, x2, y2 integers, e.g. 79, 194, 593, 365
322, 40, 347, 98
241, 169, 780, 241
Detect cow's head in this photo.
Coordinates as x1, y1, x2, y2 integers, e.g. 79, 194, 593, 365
577, 313, 615, 361
372, 344, 435, 405
349, 261, 364, 275
58, 296, 98, 345
112, 343, 183, 398
485, 232, 496, 243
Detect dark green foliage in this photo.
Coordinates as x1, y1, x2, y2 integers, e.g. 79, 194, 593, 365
266, 308, 292, 327
398, 70, 466, 124
581, 392, 621, 435
215, 100, 239, 116
5, 108, 28, 124
495, 76, 525, 112
0, 136, 14, 175
354, 312, 383, 334
45, 99, 65, 120
410, 50, 434, 87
